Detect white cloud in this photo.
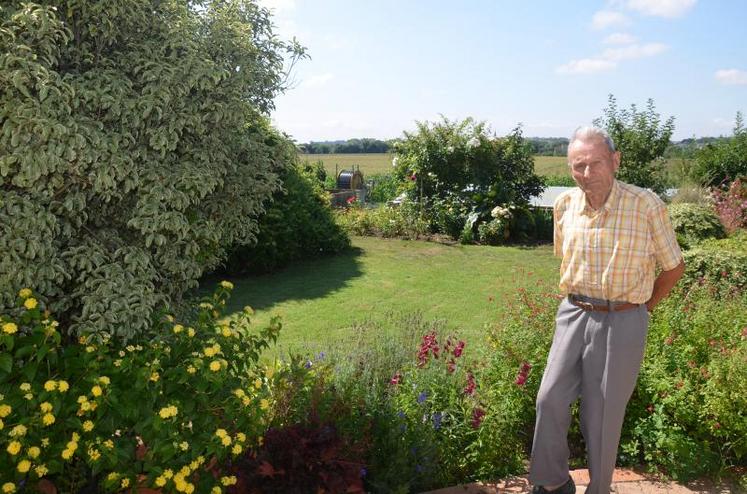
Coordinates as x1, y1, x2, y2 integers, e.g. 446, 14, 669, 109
557, 58, 617, 74
715, 69, 747, 85
603, 32, 637, 45
602, 42, 668, 61
626, 0, 697, 18
300, 73, 334, 88
591, 10, 630, 30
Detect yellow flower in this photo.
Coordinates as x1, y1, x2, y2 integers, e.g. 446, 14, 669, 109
57, 380, 69, 392
150, 372, 160, 382
221, 435, 231, 446
17, 460, 31, 473
35, 464, 48, 477
254, 378, 262, 389
114, 359, 122, 367
231, 444, 242, 455
163, 469, 173, 479
155, 476, 167, 487
179, 465, 191, 477
2, 483, 15, 493
24, 298, 38, 310
77, 395, 88, 404
126, 345, 135, 352
220, 476, 237, 486
187, 366, 196, 374
173, 324, 184, 334
120, 478, 130, 489
88, 447, 101, 461
184, 484, 195, 494
19, 383, 31, 392
18, 288, 32, 299
10, 424, 27, 436
187, 327, 195, 337
7, 441, 21, 455
2, 322, 18, 334
265, 366, 275, 379
236, 432, 246, 443
43, 380, 57, 391
27, 446, 41, 459
99, 376, 110, 385
85, 346, 96, 353
40, 402, 53, 413
209, 360, 221, 372
260, 399, 270, 410
61, 448, 73, 460
220, 280, 234, 290
211, 488, 222, 494
41, 438, 49, 447
71, 432, 80, 442
0, 418, 3, 430
24, 393, 33, 400
106, 472, 119, 481
203, 346, 217, 357
215, 428, 228, 438
0, 404, 11, 417
82, 420, 94, 432
91, 385, 103, 397
179, 441, 189, 451
221, 326, 232, 338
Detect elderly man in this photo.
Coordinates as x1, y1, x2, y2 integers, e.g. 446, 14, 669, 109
529, 127, 685, 494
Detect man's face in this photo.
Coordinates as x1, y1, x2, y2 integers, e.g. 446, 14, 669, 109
567, 137, 620, 198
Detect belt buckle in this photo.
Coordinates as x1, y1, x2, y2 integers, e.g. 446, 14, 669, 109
571, 296, 595, 312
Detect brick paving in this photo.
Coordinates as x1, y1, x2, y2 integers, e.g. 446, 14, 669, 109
422, 468, 744, 494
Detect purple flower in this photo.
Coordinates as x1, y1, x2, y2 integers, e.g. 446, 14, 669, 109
304, 359, 313, 369
432, 412, 443, 430
417, 391, 428, 404
317, 351, 326, 360
360, 467, 367, 478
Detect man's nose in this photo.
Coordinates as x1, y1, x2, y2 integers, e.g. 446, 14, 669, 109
583, 166, 592, 179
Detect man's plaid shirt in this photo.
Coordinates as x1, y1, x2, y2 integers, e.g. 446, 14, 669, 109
553, 179, 683, 304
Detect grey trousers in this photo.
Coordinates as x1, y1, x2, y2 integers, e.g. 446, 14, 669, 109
529, 295, 649, 494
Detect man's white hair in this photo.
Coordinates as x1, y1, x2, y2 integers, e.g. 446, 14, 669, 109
569, 126, 616, 153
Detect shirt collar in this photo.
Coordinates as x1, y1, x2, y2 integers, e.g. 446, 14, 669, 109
580, 179, 620, 216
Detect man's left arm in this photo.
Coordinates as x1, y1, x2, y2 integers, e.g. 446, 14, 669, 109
645, 260, 685, 312
646, 202, 686, 312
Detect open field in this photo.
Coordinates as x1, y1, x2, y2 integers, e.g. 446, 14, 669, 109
301, 153, 571, 178
208, 236, 559, 358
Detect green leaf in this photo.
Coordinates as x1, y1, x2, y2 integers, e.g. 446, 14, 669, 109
0, 353, 12, 373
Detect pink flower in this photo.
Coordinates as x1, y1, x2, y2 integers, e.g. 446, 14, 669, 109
410, 173, 417, 181
453, 341, 465, 358
514, 361, 531, 386
346, 195, 356, 204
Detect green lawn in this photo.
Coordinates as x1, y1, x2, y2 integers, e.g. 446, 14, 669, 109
300, 153, 572, 179
209, 236, 559, 357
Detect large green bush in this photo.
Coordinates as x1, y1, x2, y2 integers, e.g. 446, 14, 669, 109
690, 113, 747, 186
668, 203, 726, 249
0, 1, 304, 338
221, 164, 350, 274
392, 117, 544, 235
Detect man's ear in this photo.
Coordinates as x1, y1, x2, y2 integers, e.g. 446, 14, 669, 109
612, 151, 621, 173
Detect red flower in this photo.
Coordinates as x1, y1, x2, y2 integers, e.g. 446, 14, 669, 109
463, 371, 476, 395
514, 361, 532, 386
453, 341, 465, 358
390, 372, 401, 386
471, 407, 486, 429
410, 173, 417, 181
346, 195, 357, 204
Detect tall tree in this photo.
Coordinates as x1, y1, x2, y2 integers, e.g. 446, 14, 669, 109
594, 95, 675, 193
0, 1, 304, 339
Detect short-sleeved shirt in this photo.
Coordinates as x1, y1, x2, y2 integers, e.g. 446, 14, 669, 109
553, 179, 683, 303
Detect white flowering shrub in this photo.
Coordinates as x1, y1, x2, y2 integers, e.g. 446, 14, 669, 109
0, 1, 304, 338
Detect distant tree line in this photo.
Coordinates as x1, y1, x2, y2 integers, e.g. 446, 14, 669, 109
299, 138, 395, 154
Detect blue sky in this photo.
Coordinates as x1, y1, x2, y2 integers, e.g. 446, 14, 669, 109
260, 0, 747, 142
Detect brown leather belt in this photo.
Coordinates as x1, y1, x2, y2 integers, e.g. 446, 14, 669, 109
568, 295, 640, 313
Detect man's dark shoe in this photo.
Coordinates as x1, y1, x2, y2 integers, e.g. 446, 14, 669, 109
531, 476, 576, 494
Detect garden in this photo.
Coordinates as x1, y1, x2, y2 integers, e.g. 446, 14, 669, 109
2, 1, 747, 493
